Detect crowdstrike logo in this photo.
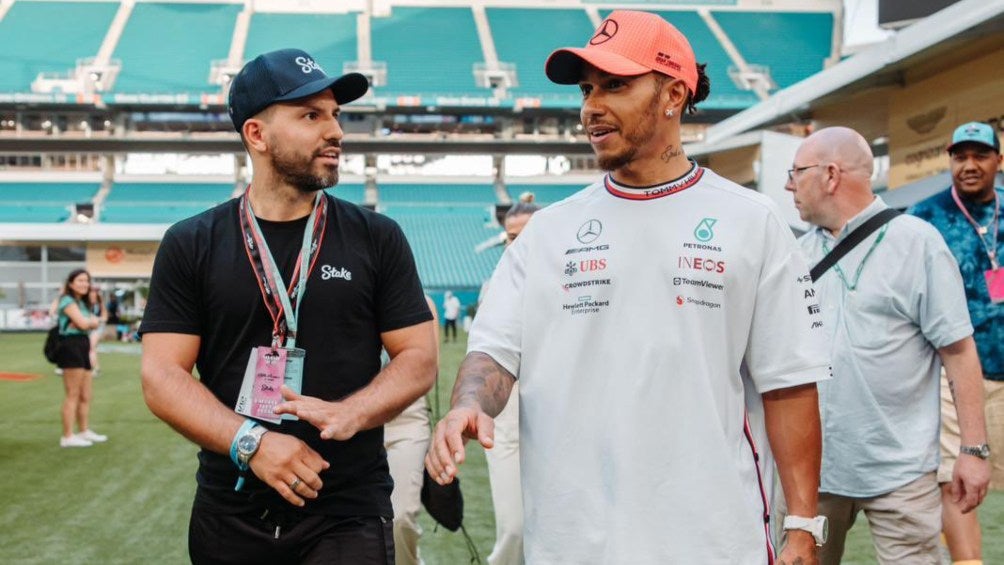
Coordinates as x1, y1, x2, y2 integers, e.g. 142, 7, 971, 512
295, 56, 323, 74
320, 265, 352, 281
589, 19, 618, 45
576, 219, 603, 244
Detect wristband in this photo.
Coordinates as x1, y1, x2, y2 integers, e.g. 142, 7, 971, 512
230, 419, 258, 470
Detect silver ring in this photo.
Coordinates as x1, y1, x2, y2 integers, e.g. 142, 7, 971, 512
289, 478, 302, 491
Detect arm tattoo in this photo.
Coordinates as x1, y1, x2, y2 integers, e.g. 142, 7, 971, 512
451, 352, 516, 417
777, 558, 805, 565
660, 144, 684, 162
948, 377, 958, 405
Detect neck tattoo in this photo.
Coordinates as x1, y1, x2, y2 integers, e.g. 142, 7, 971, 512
660, 144, 683, 163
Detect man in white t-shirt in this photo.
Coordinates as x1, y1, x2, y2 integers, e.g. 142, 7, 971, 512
443, 291, 461, 342
427, 11, 830, 564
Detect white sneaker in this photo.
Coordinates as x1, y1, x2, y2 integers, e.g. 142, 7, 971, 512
60, 435, 92, 448
78, 429, 107, 443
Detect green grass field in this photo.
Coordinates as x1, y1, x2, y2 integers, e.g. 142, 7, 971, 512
2, 331, 1002, 564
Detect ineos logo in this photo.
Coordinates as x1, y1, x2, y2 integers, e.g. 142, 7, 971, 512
576, 219, 603, 244
295, 56, 323, 74
589, 19, 619, 45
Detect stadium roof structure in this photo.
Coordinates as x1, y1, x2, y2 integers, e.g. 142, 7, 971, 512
702, 0, 1004, 145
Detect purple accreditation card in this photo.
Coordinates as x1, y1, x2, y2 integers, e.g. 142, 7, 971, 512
986, 268, 1004, 304
250, 347, 287, 422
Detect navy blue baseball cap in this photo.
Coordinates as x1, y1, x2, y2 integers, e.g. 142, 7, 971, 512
228, 48, 369, 132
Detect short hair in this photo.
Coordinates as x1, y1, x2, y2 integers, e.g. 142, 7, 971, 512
506, 192, 540, 219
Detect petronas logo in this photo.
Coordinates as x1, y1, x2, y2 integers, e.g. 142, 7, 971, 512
694, 218, 717, 242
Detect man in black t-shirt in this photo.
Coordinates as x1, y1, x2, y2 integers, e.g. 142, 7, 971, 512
140, 49, 437, 564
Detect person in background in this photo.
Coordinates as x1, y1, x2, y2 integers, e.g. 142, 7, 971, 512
784, 126, 989, 564
55, 269, 108, 448
442, 291, 461, 343
484, 192, 540, 565
385, 295, 439, 565
909, 121, 1003, 565
87, 285, 107, 376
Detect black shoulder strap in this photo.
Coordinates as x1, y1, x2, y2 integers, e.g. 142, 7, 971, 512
810, 208, 901, 282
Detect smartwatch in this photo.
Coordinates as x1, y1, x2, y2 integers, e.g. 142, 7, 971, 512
960, 443, 991, 460
783, 515, 828, 546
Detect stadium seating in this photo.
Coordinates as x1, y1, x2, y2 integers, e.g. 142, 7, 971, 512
507, 184, 584, 205
0, 1, 118, 93
382, 206, 502, 288
244, 13, 358, 73
101, 182, 233, 223
325, 183, 366, 204
714, 11, 833, 89
378, 183, 495, 204
0, 182, 99, 222
371, 7, 488, 97
486, 8, 593, 102
113, 3, 241, 94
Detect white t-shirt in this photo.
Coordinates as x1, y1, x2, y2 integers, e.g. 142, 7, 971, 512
469, 166, 830, 564
444, 295, 461, 320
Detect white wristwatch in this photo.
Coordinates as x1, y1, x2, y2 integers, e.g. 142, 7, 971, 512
783, 515, 828, 546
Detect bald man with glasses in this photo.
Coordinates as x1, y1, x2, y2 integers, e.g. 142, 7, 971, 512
782, 126, 990, 564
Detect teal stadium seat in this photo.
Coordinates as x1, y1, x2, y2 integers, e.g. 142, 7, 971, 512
507, 184, 584, 205
486, 8, 593, 103
102, 182, 234, 223
378, 183, 495, 205
244, 13, 357, 75
113, 3, 241, 94
371, 7, 488, 98
600, 9, 759, 110
382, 205, 502, 288
0, 2, 118, 93
325, 183, 365, 204
0, 182, 99, 222
714, 12, 833, 89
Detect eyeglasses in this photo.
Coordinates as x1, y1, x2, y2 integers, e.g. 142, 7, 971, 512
787, 164, 819, 182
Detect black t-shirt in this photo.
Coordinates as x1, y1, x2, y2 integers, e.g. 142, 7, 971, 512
140, 194, 432, 517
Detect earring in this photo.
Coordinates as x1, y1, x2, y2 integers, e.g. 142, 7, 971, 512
665, 108, 674, 118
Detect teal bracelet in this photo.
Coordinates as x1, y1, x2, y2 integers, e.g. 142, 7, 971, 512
229, 419, 257, 470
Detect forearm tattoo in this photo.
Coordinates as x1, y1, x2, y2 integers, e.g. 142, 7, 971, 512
948, 377, 958, 405
451, 352, 516, 416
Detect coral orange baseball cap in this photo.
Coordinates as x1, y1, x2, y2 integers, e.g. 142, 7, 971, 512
545, 10, 698, 94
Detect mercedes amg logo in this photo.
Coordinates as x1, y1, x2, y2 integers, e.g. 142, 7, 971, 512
577, 219, 603, 243
589, 19, 619, 45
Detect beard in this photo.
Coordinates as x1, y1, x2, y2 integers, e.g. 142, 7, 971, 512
595, 92, 661, 172
270, 143, 339, 193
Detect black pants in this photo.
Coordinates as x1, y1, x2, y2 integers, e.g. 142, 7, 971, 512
189, 505, 394, 565
444, 319, 457, 341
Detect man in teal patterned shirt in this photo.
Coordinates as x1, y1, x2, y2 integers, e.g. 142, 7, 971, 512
910, 121, 1004, 565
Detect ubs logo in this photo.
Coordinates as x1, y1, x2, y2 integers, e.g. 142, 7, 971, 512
577, 219, 603, 244
589, 19, 618, 45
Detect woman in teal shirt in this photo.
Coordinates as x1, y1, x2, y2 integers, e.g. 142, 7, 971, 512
56, 269, 107, 448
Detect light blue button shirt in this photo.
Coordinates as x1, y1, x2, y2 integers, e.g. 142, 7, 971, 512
799, 196, 973, 497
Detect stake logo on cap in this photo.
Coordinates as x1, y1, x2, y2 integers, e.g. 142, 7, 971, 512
545, 10, 698, 94
228, 48, 369, 133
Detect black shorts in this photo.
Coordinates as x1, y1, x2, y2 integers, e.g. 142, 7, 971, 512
56, 334, 91, 370
188, 504, 394, 565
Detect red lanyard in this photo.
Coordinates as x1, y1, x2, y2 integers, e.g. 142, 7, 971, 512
238, 186, 328, 346
951, 186, 1000, 270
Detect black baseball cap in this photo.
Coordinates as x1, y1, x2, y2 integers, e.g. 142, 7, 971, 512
228, 48, 369, 132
